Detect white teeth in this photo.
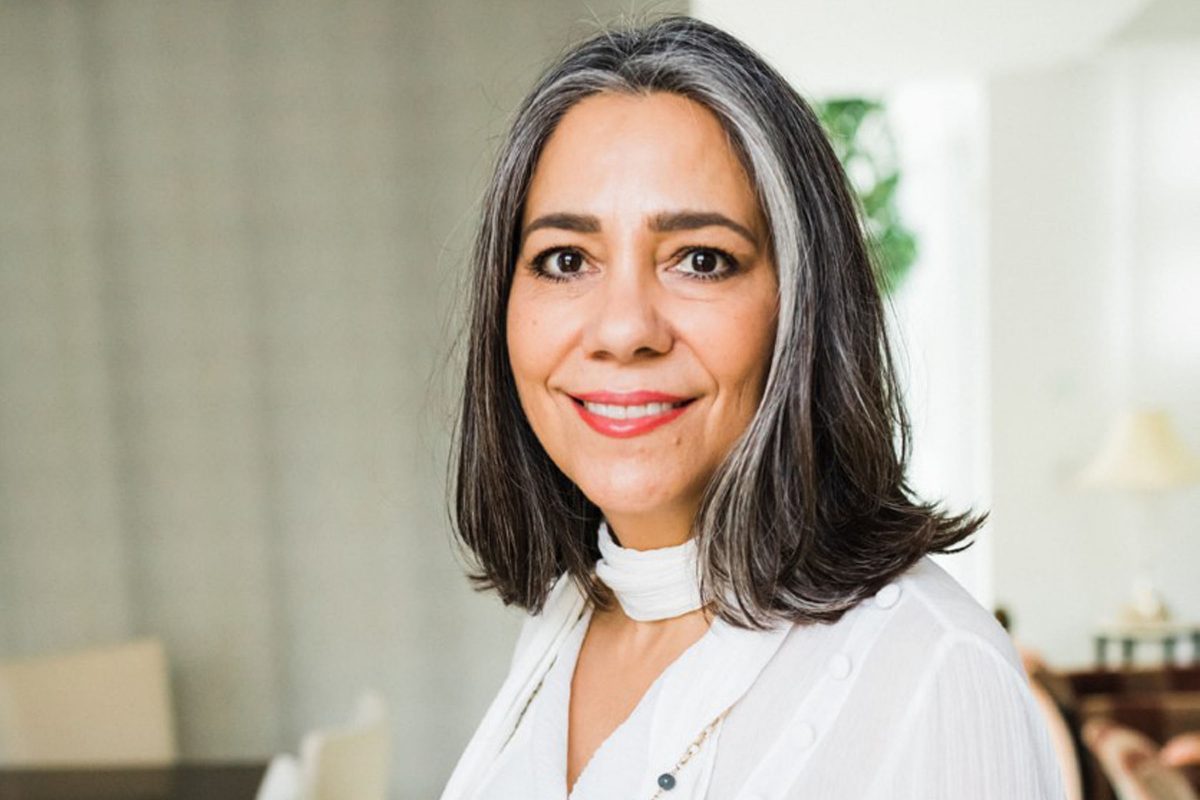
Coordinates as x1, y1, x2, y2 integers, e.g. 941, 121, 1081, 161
582, 401, 683, 420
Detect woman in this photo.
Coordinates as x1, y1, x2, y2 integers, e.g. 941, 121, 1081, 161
441, 14, 1065, 800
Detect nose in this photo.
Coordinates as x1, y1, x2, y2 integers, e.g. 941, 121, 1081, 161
581, 254, 673, 362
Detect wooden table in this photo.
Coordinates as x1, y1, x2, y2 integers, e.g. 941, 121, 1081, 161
0, 762, 266, 800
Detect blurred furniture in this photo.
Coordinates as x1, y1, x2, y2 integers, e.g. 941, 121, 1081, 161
1075, 408, 1200, 625
0, 638, 177, 767
1030, 663, 1200, 800
1083, 718, 1199, 800
0, 761, 267, 799
255, 691, 389, 800
1028, 675, 1086, 800
1095, 622, 1200, 668
1164, 735, 1200, 770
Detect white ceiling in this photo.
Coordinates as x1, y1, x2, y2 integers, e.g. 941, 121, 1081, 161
693, 0, 1157, 94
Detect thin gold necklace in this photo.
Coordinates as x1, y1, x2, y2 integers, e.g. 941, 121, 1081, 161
506, 606, 732, 798
646, 705, 731, 797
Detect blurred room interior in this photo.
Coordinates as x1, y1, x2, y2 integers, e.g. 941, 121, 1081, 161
0, 0, 1197, 797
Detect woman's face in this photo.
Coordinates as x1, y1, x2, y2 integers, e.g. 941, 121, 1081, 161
507, 91, 778, 532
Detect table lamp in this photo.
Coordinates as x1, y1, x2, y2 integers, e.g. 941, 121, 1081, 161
1075, 408, 1200, 624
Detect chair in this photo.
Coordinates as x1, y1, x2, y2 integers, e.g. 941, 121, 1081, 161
1163, 734, 1200, 769
1083, 718, 1199, 800
1027, 671, 1086, 800
256, 691, 390, 800
0, 637, 177, 767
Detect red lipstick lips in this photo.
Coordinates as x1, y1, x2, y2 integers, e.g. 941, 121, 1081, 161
569, 390, 694, 438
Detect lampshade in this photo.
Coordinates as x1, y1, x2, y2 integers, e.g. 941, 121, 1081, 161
1075, 409, 1200, 492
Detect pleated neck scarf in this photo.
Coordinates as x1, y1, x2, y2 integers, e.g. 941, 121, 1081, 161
593, 520, 704, 622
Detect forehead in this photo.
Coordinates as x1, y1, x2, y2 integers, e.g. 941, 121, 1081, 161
522, 91, 763, 233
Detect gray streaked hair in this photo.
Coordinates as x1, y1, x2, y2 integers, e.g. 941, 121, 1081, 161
450, 13, 984, 629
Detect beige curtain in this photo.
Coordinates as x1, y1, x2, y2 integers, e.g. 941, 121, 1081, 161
0, 1, 682, 794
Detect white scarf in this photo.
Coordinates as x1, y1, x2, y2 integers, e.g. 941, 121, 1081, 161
593, 520, 705, 621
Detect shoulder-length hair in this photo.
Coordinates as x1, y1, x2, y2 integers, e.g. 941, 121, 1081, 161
451, 13, 985, 629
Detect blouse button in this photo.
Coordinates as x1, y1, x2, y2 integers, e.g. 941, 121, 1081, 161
873, 583, 901, 609
827, 652, 852, 680
794, 721, 817, 748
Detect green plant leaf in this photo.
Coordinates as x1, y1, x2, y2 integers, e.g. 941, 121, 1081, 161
813, 98, 917, 295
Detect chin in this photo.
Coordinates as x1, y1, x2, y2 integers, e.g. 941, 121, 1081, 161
572, 465, 692, 518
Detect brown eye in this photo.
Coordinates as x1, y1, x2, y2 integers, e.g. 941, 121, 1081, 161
675, 247, 738, 280
554, 250, 584, 274
689, 251, 719, 274
531, 247, 586, 280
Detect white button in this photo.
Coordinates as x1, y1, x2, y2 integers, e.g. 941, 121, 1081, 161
794, 721, 816, 748
873, 583, 901, 609
827, 652, 852, 679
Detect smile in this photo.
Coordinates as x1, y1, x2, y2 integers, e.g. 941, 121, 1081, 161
568, 391, 696, 438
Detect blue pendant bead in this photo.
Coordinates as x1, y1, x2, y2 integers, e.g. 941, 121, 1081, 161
646, 707, 733, 798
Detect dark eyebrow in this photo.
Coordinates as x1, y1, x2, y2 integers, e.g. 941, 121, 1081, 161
521, 209, 759, 248
521, 213, 601, 239
649, 210, 758, 247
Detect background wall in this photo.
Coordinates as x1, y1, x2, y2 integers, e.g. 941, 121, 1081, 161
884, 80, 993, 605
987, 40, 1200, 667
0, 1, 683, 796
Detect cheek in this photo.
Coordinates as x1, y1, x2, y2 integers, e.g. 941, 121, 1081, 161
700, 298, 778, 408
742, 279, 780, 393
505, 283, 573, 418
505, 288, 547, 389
749, 312, 778, 392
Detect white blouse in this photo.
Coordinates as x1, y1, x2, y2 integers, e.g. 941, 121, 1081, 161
441, 555, 1067, 800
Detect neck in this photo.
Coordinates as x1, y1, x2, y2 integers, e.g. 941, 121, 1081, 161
601, 503, 695, 551
592, 598, 713, 647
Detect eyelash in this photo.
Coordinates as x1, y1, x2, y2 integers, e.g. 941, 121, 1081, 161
527, 246, 741, 283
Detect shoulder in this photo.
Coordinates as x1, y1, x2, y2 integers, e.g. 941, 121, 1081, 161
726, 555, 1027, 732
761, 554, 1025, 694
712, 556, 1062, 799
868, 558, 1065, 796
765, 554, 1041, 746
883, 555, 1026, 679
